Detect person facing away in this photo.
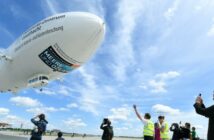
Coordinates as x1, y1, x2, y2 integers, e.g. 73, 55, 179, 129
55, 132, 65, 140
194, 93, 214, 140
180, 122, 191, 140
191, 127, 197, 140
30, 114, 48, 140
158, 116, 170, 140
170, 123, 181, 140
154, 122, 161, 140
133, 105, 154, 140
100, 118, 114, 140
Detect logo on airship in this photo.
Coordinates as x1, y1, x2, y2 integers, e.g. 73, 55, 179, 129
39, 46, 80, 73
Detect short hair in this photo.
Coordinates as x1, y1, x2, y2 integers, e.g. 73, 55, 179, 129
158, 116, 164, 119
185, 123, 191, 129
58, 132, 63, 137
144, 113, 151, 119
39, 114, 45, 120
192, 127, 196, 130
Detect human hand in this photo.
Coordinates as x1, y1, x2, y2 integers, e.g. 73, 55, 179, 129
195, 96, 203, 105
133, 104, 137, 110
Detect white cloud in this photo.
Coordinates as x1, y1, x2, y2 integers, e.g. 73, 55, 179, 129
141, 71, 180, 93
9, 4, 29, 20
108, 106, 131, 121
0, 108, 10, 115
114, 127, 129, 131
0, 26, 15, 41
63, 118, 87, 128
10, 96, 42, 107
148, 80, 167, 93
155, 71, 180, 80
42, 0, 59, 16
152, 104, 181, 115
67, 103, 78, 108
75, 67, 101, 115
35, 85, 73, 96
164, 0, 180, 21
110, 0, 144, 81
26, 106, 67, 115
0, 115, 32, 129
207, 24, 214, 37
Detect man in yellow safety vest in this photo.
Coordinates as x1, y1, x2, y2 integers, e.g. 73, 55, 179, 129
133, 105, 154, 140
158, 116, 170, 140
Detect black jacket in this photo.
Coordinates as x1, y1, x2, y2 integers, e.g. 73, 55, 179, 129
194, 103, 214, 140
170, 125, 181, 140
100, 123, 114, 140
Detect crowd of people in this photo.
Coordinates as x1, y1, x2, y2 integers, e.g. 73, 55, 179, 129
28, 93, 213, 140
133, 104, 200, 140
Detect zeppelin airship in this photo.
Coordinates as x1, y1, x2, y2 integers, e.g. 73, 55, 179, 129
0, 12, 105, 93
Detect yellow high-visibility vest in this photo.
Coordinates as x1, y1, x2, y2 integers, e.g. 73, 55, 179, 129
143, 120, 154, 136
160, 122, 169, 139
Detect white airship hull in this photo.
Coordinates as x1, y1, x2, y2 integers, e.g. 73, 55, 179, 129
0, 12, 105, 93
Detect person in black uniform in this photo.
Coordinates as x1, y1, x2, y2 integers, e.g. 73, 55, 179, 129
194, 93, 214, 140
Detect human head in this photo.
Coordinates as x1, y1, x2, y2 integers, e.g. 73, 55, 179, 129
158, 116, 165, 124
144, 113, 151, 119
103, 118, 111, 126
39, 114, 45, 120
58, 132, 63, 138
185, 122, 191, 129
192, 127, 196, 131
172, 123, 179, 129
154, 122, 159, 128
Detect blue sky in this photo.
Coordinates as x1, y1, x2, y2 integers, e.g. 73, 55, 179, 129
0, 0, 214, 138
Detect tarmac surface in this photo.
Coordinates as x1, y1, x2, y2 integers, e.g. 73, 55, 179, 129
0, 131, 141, 140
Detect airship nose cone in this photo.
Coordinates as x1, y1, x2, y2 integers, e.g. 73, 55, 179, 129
61, 12, 106, 64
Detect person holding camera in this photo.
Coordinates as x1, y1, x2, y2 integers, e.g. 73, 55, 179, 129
194, 93, 214, 140
180, 122, 191, 140
170, 123, 181, 140
100, 118, 114, 140
133, 105, 154, 140
30, 114, 48, 140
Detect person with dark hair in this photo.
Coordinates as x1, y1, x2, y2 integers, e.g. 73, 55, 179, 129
158, 116, 169, 140
133, 105, 154, 140
154, 122, 161, 140
194, 93, 214, 140
180, 122, 191, 140
170, 123, 181, 140
100, 118, 114, 140
191, 127, 197, 140
30, 114, 48, 140
55, 132, 65, 140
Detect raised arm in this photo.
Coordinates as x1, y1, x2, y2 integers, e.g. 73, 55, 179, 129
133, 105, 143, 121
194, 103, 214, 118
194, 95, 214, 118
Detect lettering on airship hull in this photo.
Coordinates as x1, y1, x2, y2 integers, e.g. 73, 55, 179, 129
39, 46, 80, 73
